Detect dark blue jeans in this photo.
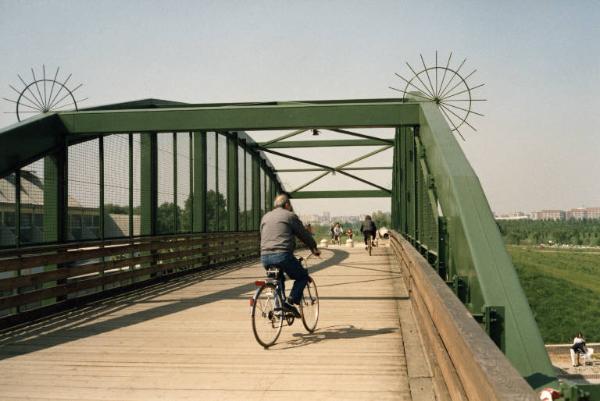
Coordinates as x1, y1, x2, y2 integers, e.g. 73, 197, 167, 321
363, 230, 375, 245
261, 252, 308, 305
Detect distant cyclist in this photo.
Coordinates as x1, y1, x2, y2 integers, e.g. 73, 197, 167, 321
333, 223, 343, 245
260, 194, 320, 318
360, 215, 377, 250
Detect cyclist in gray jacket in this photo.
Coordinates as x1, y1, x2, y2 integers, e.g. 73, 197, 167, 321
260, 194, 320, 317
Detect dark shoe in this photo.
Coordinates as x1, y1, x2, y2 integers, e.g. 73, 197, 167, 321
282, 301, 301, 318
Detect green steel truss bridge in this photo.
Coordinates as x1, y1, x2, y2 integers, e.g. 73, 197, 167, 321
0, 97, 594, 400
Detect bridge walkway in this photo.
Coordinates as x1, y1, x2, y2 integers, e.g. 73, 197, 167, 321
0, 245, 440, 401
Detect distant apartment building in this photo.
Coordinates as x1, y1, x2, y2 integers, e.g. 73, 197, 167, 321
532, 210, 566, 221
586, 207, 600, 219
567, 208, 587, 220
298, 214, 322, 224
566, 207, 600, 220
495, 212, 530, 220
497, 207, 600, 221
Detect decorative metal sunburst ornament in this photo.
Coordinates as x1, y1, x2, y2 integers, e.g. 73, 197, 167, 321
3, 65, 87, 122
390, 52, 486, 140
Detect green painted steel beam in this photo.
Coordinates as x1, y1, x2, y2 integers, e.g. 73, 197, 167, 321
289, 144, 393, 193
140, 133, 157, 236
227, 133, 239, 231
416, 100, 556, 389
173, 133, 178, 232
193, 132, 207, 232
82, 97, 411, 111
258, 147, 391, 193
252, 153, 261, 229
0, 99, 417, 179
99, 137, 105, 239
43, 147, 66, 243
128, 134, 134, 236
0, 113, 67, 178
259, 129, 307, 147
329, 128, 395, 144
58, 102, 419, 134
257, 139, 392, 148
275, 167, 393, 172
289, 190, 390, 199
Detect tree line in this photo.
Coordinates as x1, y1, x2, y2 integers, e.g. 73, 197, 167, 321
497, 219, 600, 246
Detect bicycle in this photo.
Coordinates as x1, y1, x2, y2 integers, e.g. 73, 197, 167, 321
364, 232, 377, 256
250, 254, 320, 349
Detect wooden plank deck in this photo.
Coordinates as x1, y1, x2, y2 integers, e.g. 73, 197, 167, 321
0, 245, 436, 401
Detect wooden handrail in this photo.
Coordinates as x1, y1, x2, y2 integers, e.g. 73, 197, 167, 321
0, 232, 258, 272
0, 231, 260, 322
389, 231, 537, 401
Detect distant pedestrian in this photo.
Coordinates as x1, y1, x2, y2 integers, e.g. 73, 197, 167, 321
333, 223, 343, 245
570, 332, 588, 366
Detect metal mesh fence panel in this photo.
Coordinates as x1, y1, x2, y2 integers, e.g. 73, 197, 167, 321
260, 169, 265, 217
132, 134, 143, 236
68, 139, 100, 241
104, 134, 130, 238
19, 159, 50, 244
177, 132, 191, 233
157, 133, 175, 234
265, 175, 271, 212
421, 164, 439, 254
0, 173, 16, 315
417, 161, 434, 253
207, 132, 217, 232
406, 129, 416, 239
0, 174, 16, 247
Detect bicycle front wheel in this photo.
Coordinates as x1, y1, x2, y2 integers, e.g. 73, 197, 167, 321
300, 277, 319, 332
251, 283, 284, 348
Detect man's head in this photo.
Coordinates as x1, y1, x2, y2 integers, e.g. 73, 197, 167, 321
274, 194, 293, 211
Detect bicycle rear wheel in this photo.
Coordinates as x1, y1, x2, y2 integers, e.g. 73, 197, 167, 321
368, 238, 372, 256
251, 283, 284, 348
300, 277, 319, 332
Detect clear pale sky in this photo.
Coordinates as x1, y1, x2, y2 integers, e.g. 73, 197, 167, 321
1, 0, 599, 216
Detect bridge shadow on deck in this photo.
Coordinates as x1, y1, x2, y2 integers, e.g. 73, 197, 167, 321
0, 249, 349, 361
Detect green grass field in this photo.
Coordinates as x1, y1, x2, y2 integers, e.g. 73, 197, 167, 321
507, 245, 600, 343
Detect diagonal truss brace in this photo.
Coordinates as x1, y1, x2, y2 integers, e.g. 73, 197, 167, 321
329, 128, 394, 144
257, 146, 392, 194
276, 167, 393, 172
260, 129, 307, 147
290, 145, 393, 192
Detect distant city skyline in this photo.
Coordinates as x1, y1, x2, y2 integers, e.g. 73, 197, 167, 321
496, 206, 600, 221
1, 1, 599, 216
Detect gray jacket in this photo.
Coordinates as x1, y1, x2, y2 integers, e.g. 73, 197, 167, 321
260, 207, 317, 255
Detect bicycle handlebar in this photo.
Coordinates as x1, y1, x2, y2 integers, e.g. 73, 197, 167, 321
299, 249, 321, 264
